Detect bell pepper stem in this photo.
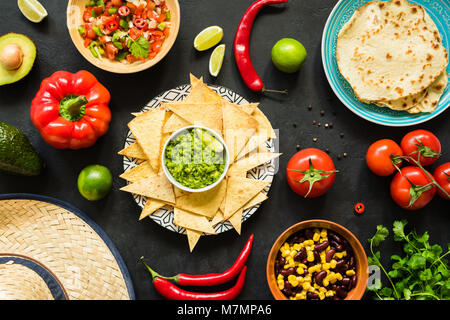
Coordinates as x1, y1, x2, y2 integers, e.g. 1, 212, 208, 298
59, 95, 88, 121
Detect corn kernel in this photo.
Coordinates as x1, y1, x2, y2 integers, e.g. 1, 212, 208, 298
319, 292, 326, 300
326, 290, 334, 297
296, 267, 304, 275
302, 282, 311, 291
335, 273, 343, 281
319, 287, 327, 293
277, 279, 284, 290
307, 251, 314, 262
298, 263, 307, 269
320, 229, 328, 238
330, 259, 337, 268
297, 276, 304, 283
313, 233, 320, 242
303, 275, 311, 282
277, 274, 284, 281
322, 279, 329, 287
322, 263, 331, 270
346, 269, 356, 276
293, 243, 302, 251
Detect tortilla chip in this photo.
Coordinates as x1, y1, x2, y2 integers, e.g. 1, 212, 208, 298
163, 113, 191, 133
174, 186, 189, 198
120, 172, 175, 203
186, 228, 202, 252
223, 176, 270, 219
239, 103, 259, 115
118, 142, 147, 160
243, 192, 268, 210
167, 103, 223, 135
211, 210, 224, 226
173, 208, 216, 234
128, 107, 166, 172
253, 107, 277, 139
184, 78, 223, 104
174, 180, 227, 218
139, 199, 166, 220
228, 152, 281, 176
120, 161, 156, 183
190, 74, 203, 87
222, 101, 259, 162
235, 131, 270, 160
228, 208, 243, 235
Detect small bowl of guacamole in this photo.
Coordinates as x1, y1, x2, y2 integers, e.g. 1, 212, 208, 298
161, 126, 230, 193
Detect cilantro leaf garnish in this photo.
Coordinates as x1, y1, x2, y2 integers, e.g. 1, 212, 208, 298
129, 36, 150, 59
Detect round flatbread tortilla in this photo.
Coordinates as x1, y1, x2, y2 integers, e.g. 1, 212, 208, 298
336, 0, 448, 103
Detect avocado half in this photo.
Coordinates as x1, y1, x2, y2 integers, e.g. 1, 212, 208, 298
0, 33, 36, 86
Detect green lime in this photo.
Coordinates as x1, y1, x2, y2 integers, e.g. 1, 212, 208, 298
271, 38, 307, 74
77, 165, 112, 201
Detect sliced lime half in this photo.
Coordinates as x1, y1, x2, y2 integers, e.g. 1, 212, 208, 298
18, 0, 48, 23
209, 44, 225, 77
194, 26, 223, 51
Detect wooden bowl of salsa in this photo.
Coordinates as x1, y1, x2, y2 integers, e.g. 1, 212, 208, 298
67, 0, 180, 73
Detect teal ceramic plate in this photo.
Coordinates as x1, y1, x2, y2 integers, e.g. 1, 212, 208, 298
322, 0, 449, 127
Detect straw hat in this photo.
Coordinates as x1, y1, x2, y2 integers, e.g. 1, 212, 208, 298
0, 195, 134, 300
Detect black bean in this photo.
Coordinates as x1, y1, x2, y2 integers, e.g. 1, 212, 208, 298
301, 257, 308, 264
326, 249, 335, 262
313, 250, 320, 262
314, 240, 329, 252
283, 281, 293, 296
336, 286, 348, 299
329, 232, 343, 244
305, 229, 313, 239
336, 260, 348, 272
351, 275, 358, 289
294, 247, 307, 262
307, 292, 320, 300
315, 270, 328, 286
331, 240, 344, 251
280, 267, 296, 277
348, 256, 355, 268
341, 277, 351, 286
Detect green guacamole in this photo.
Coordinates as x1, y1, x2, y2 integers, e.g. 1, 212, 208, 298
164, 128, 226, 189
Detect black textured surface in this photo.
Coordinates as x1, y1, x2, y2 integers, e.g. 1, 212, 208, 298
0, 0, 448, 300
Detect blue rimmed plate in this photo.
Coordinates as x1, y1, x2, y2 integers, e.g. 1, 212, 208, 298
322, 0, 450, 127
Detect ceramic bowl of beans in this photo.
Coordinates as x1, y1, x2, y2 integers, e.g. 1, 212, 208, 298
266, 220, 368, 300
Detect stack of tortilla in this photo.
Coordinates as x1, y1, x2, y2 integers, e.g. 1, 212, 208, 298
118, 74, 281, 251
336, 0, 448, 113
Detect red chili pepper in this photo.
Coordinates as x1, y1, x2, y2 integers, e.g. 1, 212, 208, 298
354, 202, 365, 214
105, 17, 119, 32
152, 266, 247, 300
134, 17, 148, 29
234, 0, 289, 93
142, 234, 254, 287
118, 5, 130, 17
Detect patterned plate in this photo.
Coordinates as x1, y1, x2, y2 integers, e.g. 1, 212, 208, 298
322, 0, 450, 127
122, 84, 277, 234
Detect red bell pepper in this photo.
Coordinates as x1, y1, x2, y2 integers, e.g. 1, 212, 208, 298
30, 71, 111, 150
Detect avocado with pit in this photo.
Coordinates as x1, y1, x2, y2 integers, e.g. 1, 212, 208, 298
0, 121, 44, 176
0, 33, 36, 86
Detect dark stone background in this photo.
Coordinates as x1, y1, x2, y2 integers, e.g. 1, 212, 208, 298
0, 0, 448, 300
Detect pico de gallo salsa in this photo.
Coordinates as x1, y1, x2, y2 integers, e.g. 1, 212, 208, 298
78, 0, 171, 63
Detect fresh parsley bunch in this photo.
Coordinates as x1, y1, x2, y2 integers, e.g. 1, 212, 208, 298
367, 220, 450, 300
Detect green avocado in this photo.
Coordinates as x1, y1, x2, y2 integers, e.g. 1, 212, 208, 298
0, 33, 36, 86
0, 121, 44, 176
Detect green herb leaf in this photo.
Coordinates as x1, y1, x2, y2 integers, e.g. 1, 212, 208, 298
129, 36, 150, 59
369, 225, 389, 246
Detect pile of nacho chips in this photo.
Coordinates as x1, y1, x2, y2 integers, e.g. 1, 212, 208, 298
118, 74, 281, 251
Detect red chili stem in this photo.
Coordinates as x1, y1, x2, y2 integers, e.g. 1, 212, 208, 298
234, 0, 288, 93
152, 266, 247, 300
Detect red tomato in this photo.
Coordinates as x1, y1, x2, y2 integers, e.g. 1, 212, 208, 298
129, 27, 143, 40
286, 148, 337, 198
433, 163, 450, 200
390, 166, 436, 210
400, 130, 441, 166
366, 139, 403, 176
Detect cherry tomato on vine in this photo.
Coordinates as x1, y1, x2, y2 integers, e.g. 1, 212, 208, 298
433, 163, 450, 200
400, 130, 441, 166
390, 166, 436, 210
366, 139, 403, 176
286, 148, 337, 198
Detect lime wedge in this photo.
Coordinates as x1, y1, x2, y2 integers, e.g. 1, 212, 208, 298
18, 0, 48, 23
194, 26, 223, 51
209, 44, 225, 77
